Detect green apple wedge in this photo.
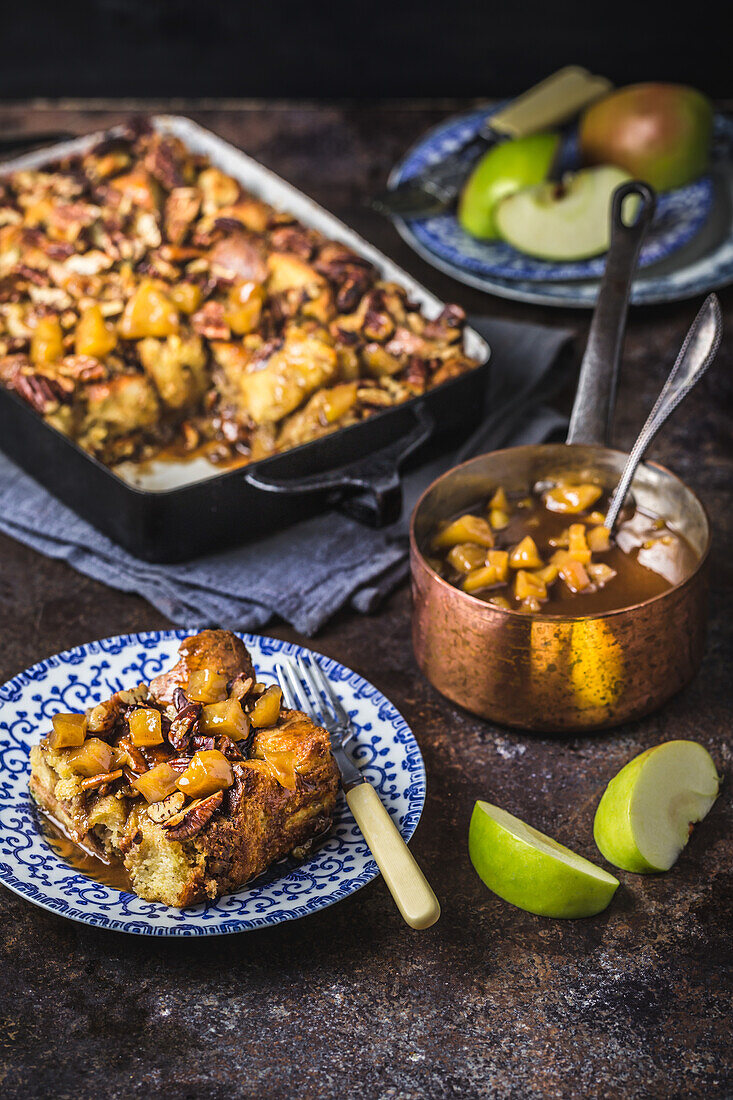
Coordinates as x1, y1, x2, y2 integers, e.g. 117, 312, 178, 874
495, 165, 632, 261
594, 740, 720, 873
469, 801, 619, 918
458, 131, 560, 240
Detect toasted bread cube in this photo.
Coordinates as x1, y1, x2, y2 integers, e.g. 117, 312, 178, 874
83, 373, 160, 437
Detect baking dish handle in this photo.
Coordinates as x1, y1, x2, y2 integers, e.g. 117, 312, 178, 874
244, 404, 434, 526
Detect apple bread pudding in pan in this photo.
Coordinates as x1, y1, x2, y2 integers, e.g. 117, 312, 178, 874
0, 119, 479, 468
29, 630, 340, 906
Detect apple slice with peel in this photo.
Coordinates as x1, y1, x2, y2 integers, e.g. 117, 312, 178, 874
469, 801, 619, 918
594, 740, 720, 873
495, 165, 632, 261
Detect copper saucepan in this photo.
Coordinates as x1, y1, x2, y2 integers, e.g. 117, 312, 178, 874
410, 182, 713, 732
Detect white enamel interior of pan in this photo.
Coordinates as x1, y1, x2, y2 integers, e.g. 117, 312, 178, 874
1, 116, 490, 492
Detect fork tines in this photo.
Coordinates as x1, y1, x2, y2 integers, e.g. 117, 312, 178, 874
276, 655, 351, 733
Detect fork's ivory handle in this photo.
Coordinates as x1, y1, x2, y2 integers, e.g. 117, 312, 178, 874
346, 782, 440, 930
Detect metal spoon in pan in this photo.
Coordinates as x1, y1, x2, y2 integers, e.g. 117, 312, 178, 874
604, 293, 723, 534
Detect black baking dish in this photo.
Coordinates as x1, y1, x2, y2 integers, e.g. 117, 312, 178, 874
0, 117, 490, 562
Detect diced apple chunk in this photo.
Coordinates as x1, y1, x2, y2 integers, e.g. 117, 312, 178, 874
462, 564, 500, 594
134, 762, 181, 803
200, 698, 250, 740
49, 712, 87, 748
514, 570, 547, 602
67, 737, 114, 777
177, 750, 233, 798
128, 707, 164, 746
249, 685, 282, 728
447, 543, 486, 574
486, 549, 509, 583
187, 669, 229, 703
587, 525, 611, 552
432, 514, 494, 550
544, 483, 602, 514
263, 749, 298, 790
509, 536, 543, 570
568, 524, 591, 564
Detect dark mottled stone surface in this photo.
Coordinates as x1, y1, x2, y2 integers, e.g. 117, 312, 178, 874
0, 102, 731, 1100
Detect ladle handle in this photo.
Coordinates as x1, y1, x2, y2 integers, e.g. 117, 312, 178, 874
566, 180, 656, 446
604, 293, 723, 532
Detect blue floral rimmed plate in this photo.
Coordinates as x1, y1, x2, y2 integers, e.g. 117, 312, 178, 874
390, 106, 715, 282
0, 631, 426, 936
390, 110, 733, 307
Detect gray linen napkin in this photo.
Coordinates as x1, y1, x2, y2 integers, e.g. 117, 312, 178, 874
0, 317, 573, 635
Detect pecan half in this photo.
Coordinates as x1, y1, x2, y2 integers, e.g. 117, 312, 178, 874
191, 300, 230, 341
172, 687, 188, 711
144, 134, 186, 189
217, 735, 244, 761
116, 736, 149, 776
190, 735, 216, 752
146, 790, 185, 824
269, 225, 315, 260
80, 768, 123, 792
164, 791, 223, 840
168, 701, 201, 752
227, 674, 253, 702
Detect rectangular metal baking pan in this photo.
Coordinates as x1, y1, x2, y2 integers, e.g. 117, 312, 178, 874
0, 116, 490, 561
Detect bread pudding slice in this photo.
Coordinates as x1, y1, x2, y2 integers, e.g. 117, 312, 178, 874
29, 630, 339, 906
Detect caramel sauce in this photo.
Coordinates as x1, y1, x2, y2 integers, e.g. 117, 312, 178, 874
429, 488, 698, 615
132, 438, 250, 474
38, 812, 133, 894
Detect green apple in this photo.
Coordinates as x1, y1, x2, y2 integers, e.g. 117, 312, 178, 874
469, 801, 619, 918
579, 83, 713, 192
495, 165, 632, 261
458, 131, 560, 240
594, 740, 720, 873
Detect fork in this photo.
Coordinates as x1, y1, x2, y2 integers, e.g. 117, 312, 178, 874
276, 654, 441, 930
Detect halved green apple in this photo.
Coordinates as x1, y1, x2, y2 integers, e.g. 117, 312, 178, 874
469, 801, 619, 918
458, 131, 560, 240
593, 740, 720, 873
495, 165, 632, 261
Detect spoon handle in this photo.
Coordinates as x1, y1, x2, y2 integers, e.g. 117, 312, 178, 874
566, 180, 656, 447
604, 293, 723, 532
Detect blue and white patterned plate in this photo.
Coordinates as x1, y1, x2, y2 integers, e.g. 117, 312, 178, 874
0, 631, 426, 936
390, 107, 715, 282
390, 110, 733, 306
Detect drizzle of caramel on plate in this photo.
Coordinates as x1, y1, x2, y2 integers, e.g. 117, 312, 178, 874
39, 813, 133, 893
